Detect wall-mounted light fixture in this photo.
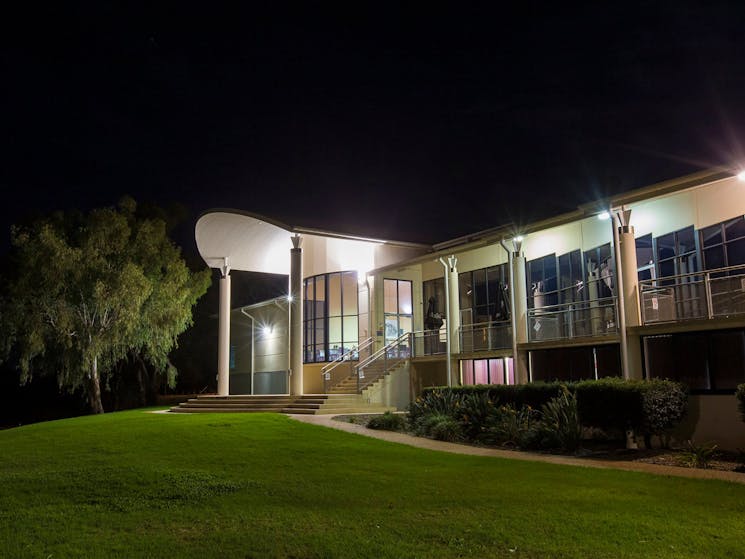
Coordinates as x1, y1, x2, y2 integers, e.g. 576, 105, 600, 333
597, 211, 610, 220
262, 325, 273, 337
512, 235, 524, 255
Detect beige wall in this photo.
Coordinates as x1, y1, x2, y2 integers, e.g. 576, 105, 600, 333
626, 176, 745, 238
363, 364, 412, 410
523, 216, 614, 261
673, 394, 745, 451
302, 362, 325, 394
410, 361, 447, 396
302, 235, 427, 278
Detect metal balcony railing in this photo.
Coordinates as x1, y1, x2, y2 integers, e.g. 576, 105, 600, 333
640, 264, 745, 324
527, 297, 618, 342
459, 320, 512, 352
356, 332, 412, 392
321, 337, 373, 394
411, 329, 447, 356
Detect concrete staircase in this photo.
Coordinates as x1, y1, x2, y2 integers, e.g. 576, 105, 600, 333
169, 394, 393, 415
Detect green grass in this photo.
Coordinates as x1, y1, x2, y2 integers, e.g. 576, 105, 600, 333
1, 411, 744, 558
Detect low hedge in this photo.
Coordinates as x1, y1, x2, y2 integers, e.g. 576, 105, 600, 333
417, 378, 687, 439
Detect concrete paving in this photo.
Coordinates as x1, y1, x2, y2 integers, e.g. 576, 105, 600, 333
290, 413, 745, 485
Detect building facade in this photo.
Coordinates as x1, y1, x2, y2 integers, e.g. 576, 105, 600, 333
196, 169, 745, 448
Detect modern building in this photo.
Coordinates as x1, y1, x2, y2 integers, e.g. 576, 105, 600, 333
193, 169, 745, 448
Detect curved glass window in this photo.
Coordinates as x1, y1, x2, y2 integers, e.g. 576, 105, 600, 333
304, 271, 359, 362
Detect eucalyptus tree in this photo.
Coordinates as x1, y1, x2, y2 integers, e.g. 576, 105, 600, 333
2, 198, 211, 413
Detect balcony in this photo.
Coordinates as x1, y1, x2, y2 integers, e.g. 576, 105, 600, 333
527, 298, 618, 342
459, 320, 512, 352
640, 265, 745, 325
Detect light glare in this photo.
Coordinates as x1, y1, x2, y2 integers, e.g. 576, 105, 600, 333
597, 211, 610, 220
737, 170, 745, 181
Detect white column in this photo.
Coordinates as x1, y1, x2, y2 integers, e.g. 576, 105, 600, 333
217, 265, 231, 397
511, 251, 530, 383
619, 225, 641, 328
447, 256, 460, 355
615, 209, 643, 380
289, 234, 303, 395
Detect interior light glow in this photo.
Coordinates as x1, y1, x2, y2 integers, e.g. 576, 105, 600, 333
286, 294, 293, 302
597, 211, 610, 220
262, 326, 272, 336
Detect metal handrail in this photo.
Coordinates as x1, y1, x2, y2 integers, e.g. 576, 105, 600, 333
320, 337, 373, 394
639, 263, 745, 290
639, 264, 745, 324
356, 332, 412, 392
321, 337, 373, 378
527, 296, 618, 341
458, 320, 512, 352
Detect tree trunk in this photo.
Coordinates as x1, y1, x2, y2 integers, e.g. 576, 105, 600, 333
88, 357, 105, 414
135, 356, 148, 407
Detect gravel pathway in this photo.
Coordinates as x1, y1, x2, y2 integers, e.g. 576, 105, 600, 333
289, 413, 745, 485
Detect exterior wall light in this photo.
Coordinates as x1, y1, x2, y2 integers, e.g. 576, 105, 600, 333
738, 170, 745, 181
286, 294, 294, 303
597, 211, 610, 220
262, 325, 273, 337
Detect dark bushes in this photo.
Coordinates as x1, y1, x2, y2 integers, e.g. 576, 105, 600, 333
366, 411, 406, 432
411, 378, 687, 450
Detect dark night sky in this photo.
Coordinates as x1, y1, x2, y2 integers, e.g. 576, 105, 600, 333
2, 2, 745, 252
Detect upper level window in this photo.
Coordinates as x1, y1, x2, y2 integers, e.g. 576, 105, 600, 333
583, 243, 614, 299
558, 249, 583, 304
636, 234, 655, 282
527, 254, 557, 309
655, 225, 698, 281
701, 216, 745, 275
384, 279, 412, 343
303, 271, 358, 363
459, 264, 510, 323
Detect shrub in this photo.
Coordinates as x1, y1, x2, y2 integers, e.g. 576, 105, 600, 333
736, 384, 745, 424
641, 379, 687, 447
482, 404, 539, 448
456, 391, 500, 441
416, 412, 464, 442
408, 388, 463, 430
536, 387, 583, 451
574, 378, 645, 435
680, 440, 718, 469
366, 411, 406, 432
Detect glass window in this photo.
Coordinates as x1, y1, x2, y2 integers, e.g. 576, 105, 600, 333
725, 217, 745, 241
644, 330, 745, 392
460, 264, 510, 322
655, 226, 698, 279
460, 357, 515, 386
384, 279, 413, 343
303, 271, 358, 363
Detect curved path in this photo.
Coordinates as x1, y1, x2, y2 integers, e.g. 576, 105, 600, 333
290, 413, 745, 485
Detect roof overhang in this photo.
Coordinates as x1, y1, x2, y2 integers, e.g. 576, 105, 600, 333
195, 209, 430, 275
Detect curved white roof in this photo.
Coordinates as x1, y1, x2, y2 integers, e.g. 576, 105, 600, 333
195, 210, 430, 275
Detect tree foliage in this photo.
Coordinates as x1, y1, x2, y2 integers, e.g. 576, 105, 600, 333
1, 198, 211, 413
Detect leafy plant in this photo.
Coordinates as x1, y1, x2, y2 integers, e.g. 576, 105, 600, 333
415, 412, 464, 442
456, 391, 499, 441
482, 404, 539, 448
641, 379, 688, 448
536, 387, 583, 451
367, 411, 406, 432
680, 440, 718, 469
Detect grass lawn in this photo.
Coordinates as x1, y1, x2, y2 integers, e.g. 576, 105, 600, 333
1, 411, 744, 558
